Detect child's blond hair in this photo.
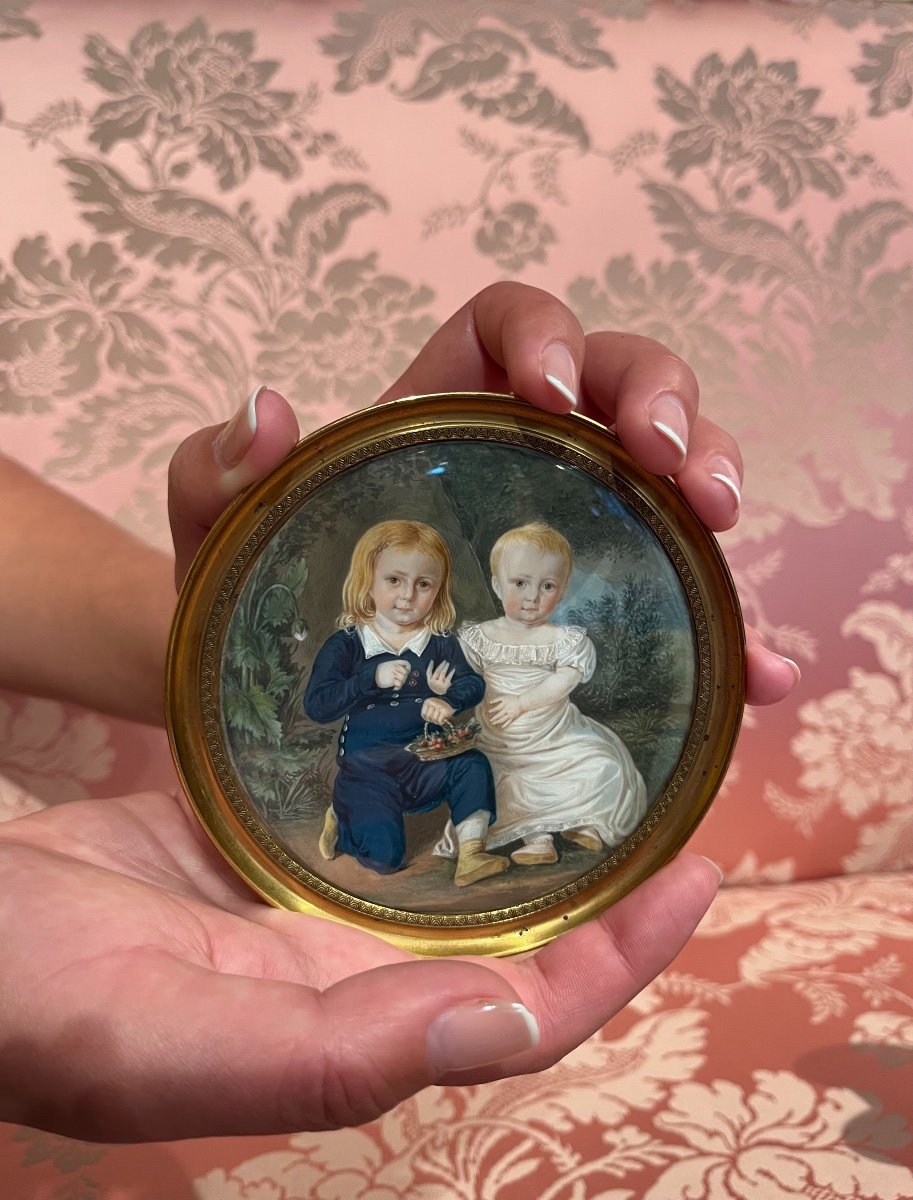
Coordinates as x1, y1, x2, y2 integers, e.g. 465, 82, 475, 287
338, 520, 456, 633
490, 522, 573, 584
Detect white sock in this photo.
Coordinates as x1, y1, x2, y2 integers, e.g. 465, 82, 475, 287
455, 812, 488, 843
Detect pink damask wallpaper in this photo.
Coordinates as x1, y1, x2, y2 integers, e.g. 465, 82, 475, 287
1, 0, 912, 1195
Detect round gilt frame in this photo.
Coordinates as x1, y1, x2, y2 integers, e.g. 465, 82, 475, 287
166, 393, 745, 956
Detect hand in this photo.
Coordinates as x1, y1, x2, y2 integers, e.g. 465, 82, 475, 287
422, 697, 455, 724
487, 694, 524, 728
169, 384, 299, 588
169, 285, 800, 704
0, 287, 787, 1145
426, 659, 456, 696
375, 658, 410, 689
0, 792, 721, 1141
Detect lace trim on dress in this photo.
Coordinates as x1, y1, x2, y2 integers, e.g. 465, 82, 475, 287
459, 622, 588, 666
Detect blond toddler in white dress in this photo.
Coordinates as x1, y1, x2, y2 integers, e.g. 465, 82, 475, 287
435, 523, 647, 866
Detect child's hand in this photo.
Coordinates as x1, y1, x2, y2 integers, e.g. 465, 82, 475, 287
488, 695, 524, 728
375, 659, 410, 689
422, 697, 455, 724
426, 660, 456, 696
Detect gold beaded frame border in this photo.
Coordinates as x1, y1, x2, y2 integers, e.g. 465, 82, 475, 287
168, 394, 744, 956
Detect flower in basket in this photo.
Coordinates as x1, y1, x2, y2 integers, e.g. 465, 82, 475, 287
406, 718, 482, 761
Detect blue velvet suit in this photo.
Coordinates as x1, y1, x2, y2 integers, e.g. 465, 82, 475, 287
304, 628, 495, 873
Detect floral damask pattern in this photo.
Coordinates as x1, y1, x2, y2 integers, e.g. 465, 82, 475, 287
85, 21, 302, 189
192, 1000, 913, 1200
645, 1072, 913, 1200
657, 49, 875, 208
182, 878, 913, 1198
851, 1010, 913, 1075
854, 30, 913, 115
764, 521, 913, 853
0, 14, 435, 536
0, 236, 168, 415
0, 697, 113, 809
255, 253, 438, 410
1, 0, 913, 1194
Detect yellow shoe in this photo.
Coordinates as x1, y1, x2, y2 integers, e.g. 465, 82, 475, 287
562, 828, 604, 852
454, 838, 509, 887
511, 836, 558, 866
318, 806, 338, 860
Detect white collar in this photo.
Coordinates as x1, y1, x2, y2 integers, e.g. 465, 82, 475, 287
358, 623, 433, 659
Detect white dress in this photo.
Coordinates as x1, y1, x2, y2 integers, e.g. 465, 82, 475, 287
435, 622, 648, 855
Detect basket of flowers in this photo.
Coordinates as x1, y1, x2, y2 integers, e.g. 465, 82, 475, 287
406, 718, 482, 761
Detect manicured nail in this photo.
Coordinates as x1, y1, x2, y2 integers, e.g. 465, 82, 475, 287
701, 856, 724, 885
707, 456, 742, 512
213, 385, 266, 470
541, 343, 578, 411
428, 1000, 540, 1077
648, 394, 688, 465
781, 656, 801, 684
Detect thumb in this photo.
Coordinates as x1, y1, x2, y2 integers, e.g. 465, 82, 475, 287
34, 957, 537, 1141
168, 386, 299, 587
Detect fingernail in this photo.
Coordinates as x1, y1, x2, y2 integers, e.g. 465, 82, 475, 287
428, 1000, 540, 1077
213, 385, 266, 470
781, 655, 801, 684
707, 456, 742, 512
649, 394, 688, 465
541, 343, 578, 411
701, 856, 724, 885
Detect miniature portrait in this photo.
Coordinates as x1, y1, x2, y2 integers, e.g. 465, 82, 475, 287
217, 436, 699, 917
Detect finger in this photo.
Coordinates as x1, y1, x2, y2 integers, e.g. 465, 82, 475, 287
671, 414, 744, 532
577, 336, 748, 533
18, 951, 540, 1141
746, 628, 801, 706
377, 281, 586, 415
168, 387, 299, 588
578, 332, 700, 477
439, 851, 721, 1085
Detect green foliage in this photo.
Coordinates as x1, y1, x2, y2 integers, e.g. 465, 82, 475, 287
222, 539, 335, 822
222, 680, 283, 745
237, 733, 336, 822
434, 442, 649, 577
223, 550, 313, 757
568, 574, 687, 789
